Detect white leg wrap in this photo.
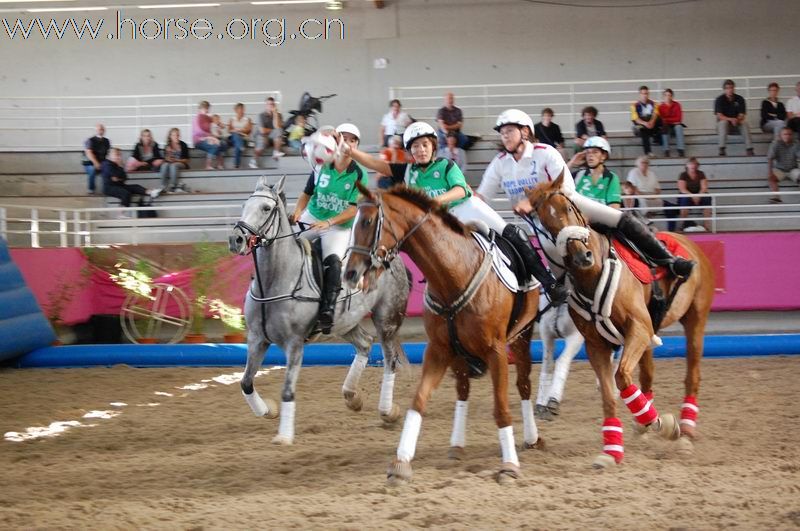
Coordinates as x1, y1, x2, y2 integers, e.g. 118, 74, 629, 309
243, 389, 268, 417
378, 372, 396, 414
551, 355, 572, 403
449, 400, 468, 448
498, 425, 520, 466
397, 409, 422, 463
536, 354, 553, 406
342, 354, 368, 393
520, 400, 538, 445
277, 401, 296, 441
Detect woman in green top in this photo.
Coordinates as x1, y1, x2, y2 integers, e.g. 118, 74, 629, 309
342, 121, 508, 230
571, 136, 622, 208
289, 123, 367, 333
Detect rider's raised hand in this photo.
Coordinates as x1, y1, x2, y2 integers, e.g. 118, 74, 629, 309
513, 197, 534, 216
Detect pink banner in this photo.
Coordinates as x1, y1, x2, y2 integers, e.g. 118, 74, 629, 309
8, 231, 800, 323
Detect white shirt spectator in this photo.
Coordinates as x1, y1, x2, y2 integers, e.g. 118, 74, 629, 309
626, 167, 660, 194
786, 95, 800, 116
381, 111, 410, 136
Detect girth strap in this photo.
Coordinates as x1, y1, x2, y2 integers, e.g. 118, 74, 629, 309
424, 250, 494, 376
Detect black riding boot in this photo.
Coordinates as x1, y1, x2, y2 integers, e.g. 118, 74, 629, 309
617, 211, 695, 278
319, 254, 342, 334
502, 224, 567, 304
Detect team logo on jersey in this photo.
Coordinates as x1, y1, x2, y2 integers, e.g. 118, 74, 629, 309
344, 183, 351, 190
433, 171, 440, 179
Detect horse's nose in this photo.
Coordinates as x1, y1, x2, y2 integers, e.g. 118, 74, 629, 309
585, 250, 593, 261
229, 234, 244, 253
344, 269, 357, 283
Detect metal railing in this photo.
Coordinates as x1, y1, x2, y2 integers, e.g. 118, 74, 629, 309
389, 74, 800, 136
2, 190, 799, 248
0, 90, 281, 151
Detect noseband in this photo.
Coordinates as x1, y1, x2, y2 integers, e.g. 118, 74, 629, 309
348, 195, 431, 271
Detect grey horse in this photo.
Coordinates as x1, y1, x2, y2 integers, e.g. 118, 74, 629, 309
228, 176, 411, 444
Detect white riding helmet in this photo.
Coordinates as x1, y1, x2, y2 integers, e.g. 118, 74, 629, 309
335, 122, 360, 141
402, 121, 437, 150
583, 136, 611, 155
494, 109, 534, 133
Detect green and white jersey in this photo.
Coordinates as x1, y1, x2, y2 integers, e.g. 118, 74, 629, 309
388, 158, 472, 208
574, 168, 622, 206
305, 161, 368, 228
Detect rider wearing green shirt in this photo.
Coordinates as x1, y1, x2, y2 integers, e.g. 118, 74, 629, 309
572, 137, 622, 208
290, 123, 366, 334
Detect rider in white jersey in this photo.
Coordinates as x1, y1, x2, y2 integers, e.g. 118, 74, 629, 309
478, 109, 694, 282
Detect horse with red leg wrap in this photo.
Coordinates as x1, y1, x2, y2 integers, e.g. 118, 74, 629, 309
528, 175, 714, 467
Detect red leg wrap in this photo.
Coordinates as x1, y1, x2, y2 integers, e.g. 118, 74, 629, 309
621, 384, 658, 425
602, 417, 624, 463
644, 390, 654, 403
680, 395, 699, 429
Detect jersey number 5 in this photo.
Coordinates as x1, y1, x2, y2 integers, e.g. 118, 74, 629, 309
318, 174, 330, 188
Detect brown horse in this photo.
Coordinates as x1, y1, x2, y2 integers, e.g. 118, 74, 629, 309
343, 185, 541, 484
528, 175, 714, 468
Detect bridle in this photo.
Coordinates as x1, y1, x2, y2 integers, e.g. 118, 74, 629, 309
531, 189, 590, 251
233, 191, 302, 253
347, 194, 431, 271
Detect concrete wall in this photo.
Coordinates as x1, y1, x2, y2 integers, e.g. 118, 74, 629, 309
1, 0, 797, 144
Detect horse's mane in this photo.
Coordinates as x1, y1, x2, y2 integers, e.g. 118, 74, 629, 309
529, 178, 561, 208
385, 184, 470, 237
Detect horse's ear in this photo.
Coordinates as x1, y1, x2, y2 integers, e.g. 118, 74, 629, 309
552, 170, 565, 190
356, 180, 374, 201
255, 175, 270, 191
274, 175, 286, 195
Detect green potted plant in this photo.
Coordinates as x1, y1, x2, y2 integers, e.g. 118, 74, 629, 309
186, 241, 228, 343
111, 259, 160, 343
209, 298, 247, 343
43, 265, 90, 345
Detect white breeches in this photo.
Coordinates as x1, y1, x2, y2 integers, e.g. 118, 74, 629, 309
449, 196, 507, 233
297, 210, 351, 259
569, 192, 623, 227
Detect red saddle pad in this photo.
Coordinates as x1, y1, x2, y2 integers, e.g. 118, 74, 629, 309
612, 233, 690, 284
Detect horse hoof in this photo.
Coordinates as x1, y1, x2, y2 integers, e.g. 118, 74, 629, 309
631, 418, 650, 436
343, 391, 363, 412
380, 404, 402, 424
680, 425, 696, 440
592, 453, 617, 469
496, 462, 521, 484
657, 413, 681, 441
387, 458, 413, 486
271, 434, 293, 445
263, 398, 279, 419
523, 437, 546, 451
534, 404, 554, 421
448, 446, 465, 460
676, 436, 694, 456
546, 398, 561, 416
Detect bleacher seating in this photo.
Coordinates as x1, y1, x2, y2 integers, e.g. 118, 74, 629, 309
0, 128, 797, 246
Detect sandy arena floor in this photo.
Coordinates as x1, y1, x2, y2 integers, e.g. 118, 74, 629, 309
1, 356, 799, 530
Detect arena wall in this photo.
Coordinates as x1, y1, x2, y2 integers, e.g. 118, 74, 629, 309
0, 0, 796, 136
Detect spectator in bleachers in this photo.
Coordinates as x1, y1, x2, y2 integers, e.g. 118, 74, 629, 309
625, 155, 676, 230
380, 99, 411, 147
126, 129, 164, 173
631, 85, 662, 157
534, 108, 566, 158
157, 127, 190, 194
621, 181, 642, 211
101, 148, 160, 211
82, 123, 110, 195
573, 136, 621, 208
761, 83, 787, 140
227, 103, 253, 169
436, 92, 468, 149
192, 100, 227, 170
677, 157, 711, 232
767, 127, 800, 204
715, 80, 754, 157
437, 131, 467, 171
574, 106, 606, 151
784, 81, 800, 135
251, 96, 285, 168
658, 88, 685, 157
286, 114, 306, 152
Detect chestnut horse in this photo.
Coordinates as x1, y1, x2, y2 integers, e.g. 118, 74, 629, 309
528, 175, 714, 468
343, 185, 541, 484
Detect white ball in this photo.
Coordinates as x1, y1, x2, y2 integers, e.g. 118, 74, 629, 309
304, 132, 337, 166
